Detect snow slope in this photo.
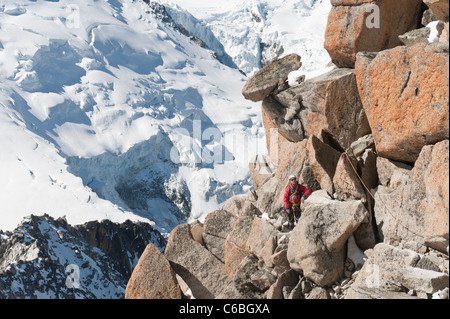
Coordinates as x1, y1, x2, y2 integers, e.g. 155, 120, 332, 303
0, 0, 266, 233
0, 0, 331, 234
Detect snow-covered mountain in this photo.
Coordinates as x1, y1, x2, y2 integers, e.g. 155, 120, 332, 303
0, 0, 270, 234
159, 0, 332, 76
0, 0, 331, 298
0, 0, 331, 234
0, 214, 165, 298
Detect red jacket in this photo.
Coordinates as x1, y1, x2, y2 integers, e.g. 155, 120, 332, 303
284, 183, 311, 210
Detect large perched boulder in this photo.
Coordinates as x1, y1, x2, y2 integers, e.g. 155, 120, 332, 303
242, 53, 302, 102
266, 68, 371, 151
164, 223, 230, 299
125, 244, 183, 299
374, 140, 449, 253
287, 197, 368, 286
355, 42, 449, 163
324, 0, 422, 68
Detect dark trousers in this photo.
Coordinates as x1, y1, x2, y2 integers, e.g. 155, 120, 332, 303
287, 206, 301, 224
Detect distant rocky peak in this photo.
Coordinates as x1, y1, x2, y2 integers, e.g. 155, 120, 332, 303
0, 215, 165, 298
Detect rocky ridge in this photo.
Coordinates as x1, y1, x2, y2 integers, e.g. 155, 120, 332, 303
126, 0, 449, 299
0, 215, 165, 298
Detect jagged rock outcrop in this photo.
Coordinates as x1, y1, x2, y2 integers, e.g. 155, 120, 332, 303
355, 41, 449, 163
324, 0, 423, 68
0, 215, 165, 299
76, 218, 165, 278
164, 223, 231, 299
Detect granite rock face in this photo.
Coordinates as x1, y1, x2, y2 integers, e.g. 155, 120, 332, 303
324, 0, 422, 68
125, 244, 183, 299
355, 42, 449, 163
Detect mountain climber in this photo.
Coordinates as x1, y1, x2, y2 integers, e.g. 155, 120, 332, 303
284, 174, 311, 228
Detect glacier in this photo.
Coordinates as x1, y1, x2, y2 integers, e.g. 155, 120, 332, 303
0, 0, 269, 234
0, 0, 331, 235
160, 0, 332, 77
